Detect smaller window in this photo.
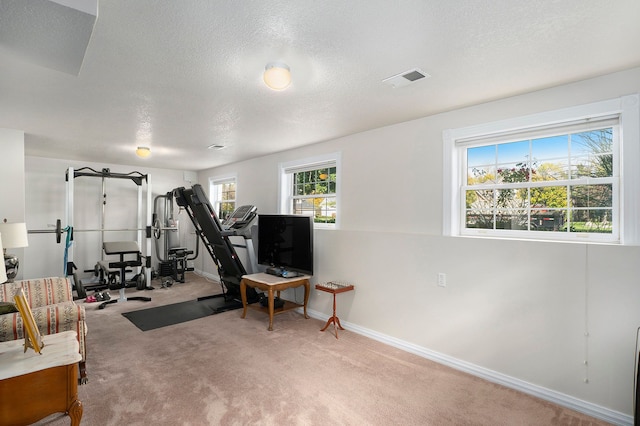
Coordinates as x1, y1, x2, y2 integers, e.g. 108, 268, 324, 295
209, 176, 236, 221
279, 153, 341, 228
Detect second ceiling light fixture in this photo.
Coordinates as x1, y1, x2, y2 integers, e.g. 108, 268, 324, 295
263, 62, 291, 91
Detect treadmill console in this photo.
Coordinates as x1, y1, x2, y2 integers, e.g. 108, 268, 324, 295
222, 205, 258, 230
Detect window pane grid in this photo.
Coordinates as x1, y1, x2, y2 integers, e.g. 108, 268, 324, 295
465, 176, 614, 191
463, 126, 616, 237
211, 180, 236, 221
292, 195, 336, 224
290, 165, 337, 224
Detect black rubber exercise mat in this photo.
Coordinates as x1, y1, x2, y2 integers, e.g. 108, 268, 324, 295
122, 296, 242, 331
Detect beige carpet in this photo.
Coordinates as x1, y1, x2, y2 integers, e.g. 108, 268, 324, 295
34, 273, 610, 426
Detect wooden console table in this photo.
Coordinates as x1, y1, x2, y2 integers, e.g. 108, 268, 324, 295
240, 272, 310, 331
315, 282, 354, 338
0, 331, 83, 426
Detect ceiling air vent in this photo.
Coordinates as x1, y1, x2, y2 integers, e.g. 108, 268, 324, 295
382, 68, 430, 88
207, 144, 226, 150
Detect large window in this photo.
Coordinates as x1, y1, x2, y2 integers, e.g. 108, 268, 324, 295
209, 176, 236, 221
279, 153, 341, 228
444, 95, 640, 244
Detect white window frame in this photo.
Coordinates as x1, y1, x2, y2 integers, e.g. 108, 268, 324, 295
208, 174, 237, 221
279, 152, 341, 229
443, 95, 640, 244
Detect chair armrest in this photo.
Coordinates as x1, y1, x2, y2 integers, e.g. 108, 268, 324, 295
0, 301, 87, 362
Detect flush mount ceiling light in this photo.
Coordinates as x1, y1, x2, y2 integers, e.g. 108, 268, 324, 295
263, 62, 291, 90
136, 146, 151, 158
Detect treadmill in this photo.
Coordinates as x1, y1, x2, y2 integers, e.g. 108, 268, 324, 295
172, 184, 259, 311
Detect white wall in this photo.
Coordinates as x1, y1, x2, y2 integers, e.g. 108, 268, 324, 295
24, 156, 198, 281
197, 67, 640, 421
0, 129, 25, 223
0, 129, 26, 281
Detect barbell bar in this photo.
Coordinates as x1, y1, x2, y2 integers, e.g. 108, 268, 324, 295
27, 219, 178, 243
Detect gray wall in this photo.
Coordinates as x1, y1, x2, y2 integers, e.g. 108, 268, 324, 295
197, 67, 640, 419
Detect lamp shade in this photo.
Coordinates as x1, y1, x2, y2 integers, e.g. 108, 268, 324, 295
136, 146, 151, 158
0, 222, 28, 248
263, 62, 291, 91
0, 234, 7, 284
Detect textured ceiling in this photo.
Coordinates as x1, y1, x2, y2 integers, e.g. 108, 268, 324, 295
1, 0, 639, 171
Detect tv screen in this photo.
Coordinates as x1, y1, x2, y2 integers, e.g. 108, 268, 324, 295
257, 215, 314, 276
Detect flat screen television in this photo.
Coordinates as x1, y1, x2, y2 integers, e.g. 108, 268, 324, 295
257, 214, 314, 277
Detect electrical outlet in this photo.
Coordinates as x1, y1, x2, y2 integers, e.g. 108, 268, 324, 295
437, 273, 446, 287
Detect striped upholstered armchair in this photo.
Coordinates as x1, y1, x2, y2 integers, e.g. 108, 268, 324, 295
0, 277, 88, 383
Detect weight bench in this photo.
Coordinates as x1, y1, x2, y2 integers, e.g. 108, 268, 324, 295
98, 241, 152, 310
96, 260, 120, 288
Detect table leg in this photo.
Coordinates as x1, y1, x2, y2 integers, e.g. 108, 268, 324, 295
79, 361, 87, 385
319, 292, 345, 338
320, 316, 336, 332
68, 399, 83, 426
332, 292, 337, 319
303, 280, 310, 318
240, 280, 248, 319
332, 293, 345, 338
334, 316, 345, 331
268, 287, 274, 331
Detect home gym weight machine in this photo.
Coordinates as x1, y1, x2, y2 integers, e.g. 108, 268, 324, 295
64, 167, 153, 299
153, 191, 198, 286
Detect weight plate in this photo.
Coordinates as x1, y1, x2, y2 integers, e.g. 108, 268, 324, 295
56, 219, 62, 244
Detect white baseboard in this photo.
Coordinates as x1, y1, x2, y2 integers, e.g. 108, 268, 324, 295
193, 269, 219, 282
305, 308, 631, 426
